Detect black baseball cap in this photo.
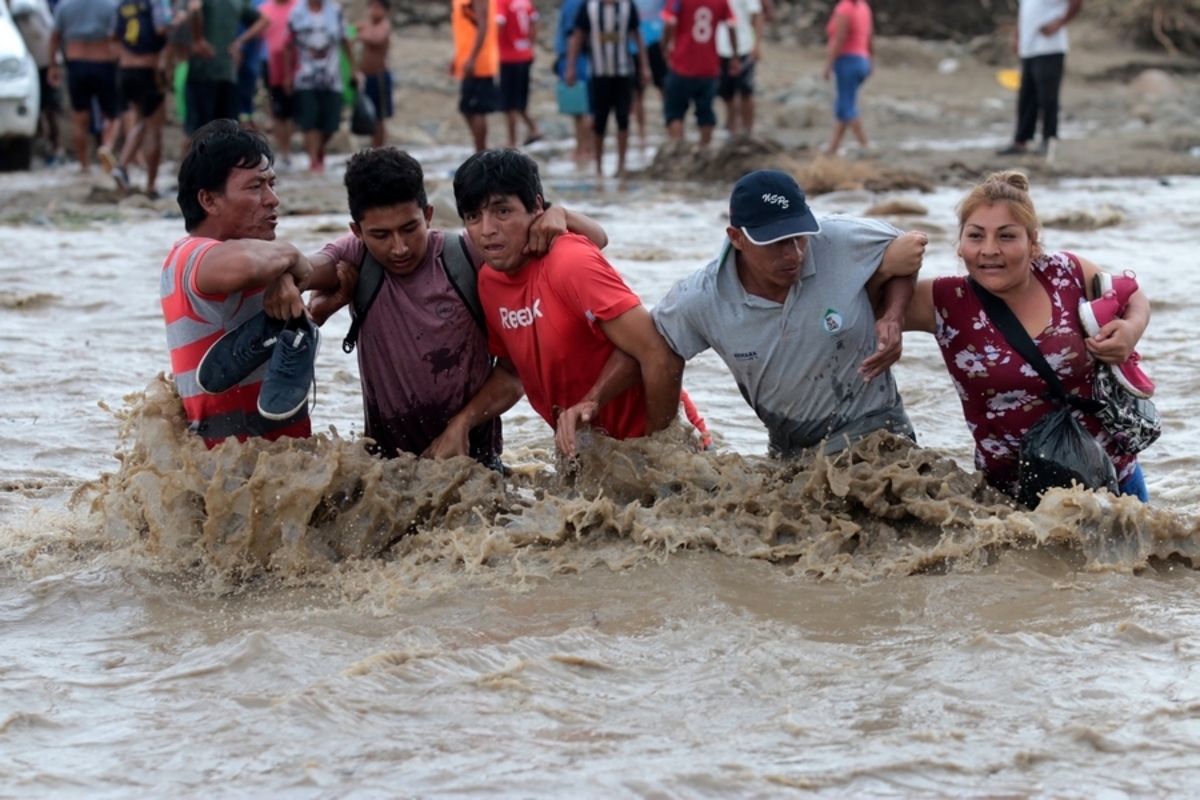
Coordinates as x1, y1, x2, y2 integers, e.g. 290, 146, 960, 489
729, 170, 821, 245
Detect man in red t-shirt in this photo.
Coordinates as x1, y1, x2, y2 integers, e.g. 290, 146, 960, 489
451, 148, 684, 456
660, 0, 737, 145
495, 0, 542, 148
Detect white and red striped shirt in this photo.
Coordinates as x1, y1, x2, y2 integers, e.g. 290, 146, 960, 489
160, 235, 310, 446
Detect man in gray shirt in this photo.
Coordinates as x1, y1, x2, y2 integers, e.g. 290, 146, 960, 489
652, 169, 926, 458
47, 0, 119, 173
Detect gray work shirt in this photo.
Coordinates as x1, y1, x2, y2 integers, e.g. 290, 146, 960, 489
653, 215, 914, 458
53, 0, 118, 42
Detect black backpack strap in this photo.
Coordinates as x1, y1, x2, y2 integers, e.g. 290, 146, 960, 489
441, 232, 486, 333
967, 277, 1102, 414
342, 249, 386, 354
342, 234, 484, 354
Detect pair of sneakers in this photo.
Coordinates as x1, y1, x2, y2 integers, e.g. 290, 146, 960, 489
1078, 271, 1155, 398
196, 312, 320, 420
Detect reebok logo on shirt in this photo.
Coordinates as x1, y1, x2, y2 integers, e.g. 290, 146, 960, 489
499, 299, 543, 329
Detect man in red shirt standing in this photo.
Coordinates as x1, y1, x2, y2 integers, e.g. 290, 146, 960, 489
660, 0, 737, 146
495, 0, 542, 148
451, 148, 684, 457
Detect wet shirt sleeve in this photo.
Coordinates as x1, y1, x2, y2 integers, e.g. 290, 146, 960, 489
547, 236, 641, 329
319, 232, 365, 268
651, 276, 710, 361
815, 216, 904, 288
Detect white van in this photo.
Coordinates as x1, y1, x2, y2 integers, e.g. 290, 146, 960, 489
0, 0, 40, 171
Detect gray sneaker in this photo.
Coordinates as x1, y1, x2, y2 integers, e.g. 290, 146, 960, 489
257, 316, 320, 421
196, 311, 285, 395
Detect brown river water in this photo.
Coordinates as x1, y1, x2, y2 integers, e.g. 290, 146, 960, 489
2, 153, 1200, 797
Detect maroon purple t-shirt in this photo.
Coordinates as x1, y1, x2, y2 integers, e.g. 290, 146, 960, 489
321, 230, 502, 466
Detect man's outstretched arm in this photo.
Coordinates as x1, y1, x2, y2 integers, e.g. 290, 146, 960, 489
525, 205, 609, 255
859, 274, 915, 381
424, 358, 526, 459
599, 305, 684, 432
554, 347, 643, 458
860, 230, 927, 381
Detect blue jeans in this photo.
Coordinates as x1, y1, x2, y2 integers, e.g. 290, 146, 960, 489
833, 54, 871, 122
1119, 462, 1149, 503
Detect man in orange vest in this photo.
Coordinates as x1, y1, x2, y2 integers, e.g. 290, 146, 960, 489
450, 0, 500, 151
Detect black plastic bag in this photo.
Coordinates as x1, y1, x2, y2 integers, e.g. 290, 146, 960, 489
1018, 406, 1119, 507
351, 90, 377, 136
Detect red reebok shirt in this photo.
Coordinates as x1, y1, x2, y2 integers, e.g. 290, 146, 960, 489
479, 233, 648, 440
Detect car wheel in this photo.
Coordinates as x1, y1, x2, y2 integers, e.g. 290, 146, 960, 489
0, 138, 34, 172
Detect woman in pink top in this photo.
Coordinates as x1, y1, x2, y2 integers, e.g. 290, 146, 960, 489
260, 0, 299, 163
821, 0, 872, 156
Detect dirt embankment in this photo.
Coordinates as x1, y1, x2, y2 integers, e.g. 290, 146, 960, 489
2, 2, 1199, 224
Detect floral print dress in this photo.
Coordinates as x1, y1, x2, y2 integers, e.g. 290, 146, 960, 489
931, 251, 1137, 496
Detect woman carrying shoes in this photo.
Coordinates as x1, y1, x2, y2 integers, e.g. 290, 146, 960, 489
903, 171, 1154, 502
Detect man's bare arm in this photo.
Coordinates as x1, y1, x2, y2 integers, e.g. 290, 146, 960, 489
464, 0, 490, 76
194, 239, 312, 295
424, 358, 526, 459
565, 29, 583, 86
554, 347, 642, 457
525, 205, 609, 255
598, 306, 684, 433
859, 275, 914, 381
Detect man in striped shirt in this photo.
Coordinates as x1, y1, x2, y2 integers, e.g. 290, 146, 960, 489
565, 0, 650, 177
161, 120, 320, 446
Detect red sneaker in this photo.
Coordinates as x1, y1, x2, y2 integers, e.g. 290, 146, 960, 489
1080, 279, 1156, 399
1079, 291, 1123, 338
1111, 350, 1156, 399
1092, 270, 1139, 313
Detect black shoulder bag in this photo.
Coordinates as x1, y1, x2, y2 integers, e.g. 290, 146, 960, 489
968, 278, 1119, 506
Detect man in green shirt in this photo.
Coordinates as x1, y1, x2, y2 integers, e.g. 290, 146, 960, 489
185, 0, 268, 149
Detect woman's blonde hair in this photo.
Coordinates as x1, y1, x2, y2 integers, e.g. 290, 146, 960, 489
956, 170, 1042, 257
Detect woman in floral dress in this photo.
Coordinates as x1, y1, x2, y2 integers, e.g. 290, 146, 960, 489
904, 171, 1152, 501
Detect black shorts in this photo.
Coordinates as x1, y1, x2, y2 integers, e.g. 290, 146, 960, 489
119, 66, 165, 117
363, 71, 393, 118
65, 60, 119, 117
294, 88, 342, 134
645, 41, 667, 91
459, 76, 498, 116
498, 61, 532, 113
718, 56, 756, 100
267, 84, 295, 120
185, 78, 236, 134
37, 67, 59, 113
589, 75, 634, 136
